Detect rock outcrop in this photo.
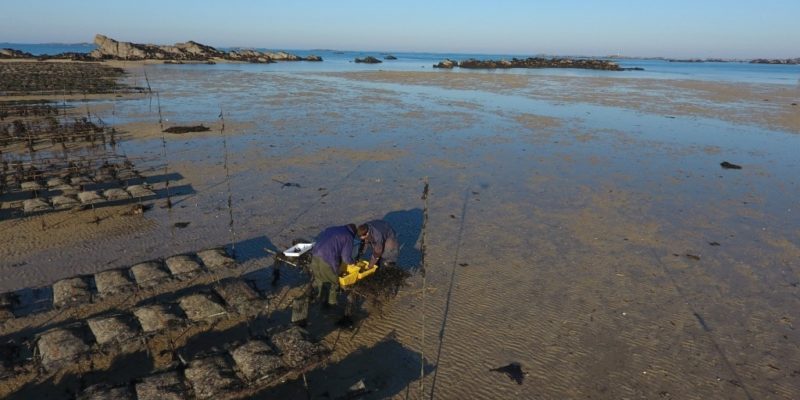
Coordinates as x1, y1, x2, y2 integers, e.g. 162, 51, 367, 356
1, 48, 102, 62
90, 34, 223, 61
89, 34, 321, 63
433, 59, 457, 69
265, 51, 300, 61
0, 48, 34, 59
354, 56, 382, 64
224, 49, 272, 63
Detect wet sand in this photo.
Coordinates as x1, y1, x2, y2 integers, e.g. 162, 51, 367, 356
1, 63, 798, 398
323, 70, 800, 134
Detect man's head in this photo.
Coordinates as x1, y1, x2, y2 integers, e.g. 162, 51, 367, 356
357, 224, 369, 241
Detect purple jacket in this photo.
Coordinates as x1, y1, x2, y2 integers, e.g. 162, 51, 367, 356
312, 225, 356, 274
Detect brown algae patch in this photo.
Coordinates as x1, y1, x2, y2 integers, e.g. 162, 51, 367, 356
514, 112, 563, 131
322, 70, 532, 91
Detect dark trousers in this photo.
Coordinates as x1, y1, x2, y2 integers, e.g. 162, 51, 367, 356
309, 256, 339, 305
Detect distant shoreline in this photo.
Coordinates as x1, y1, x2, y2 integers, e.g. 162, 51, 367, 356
2, 41, 798, 64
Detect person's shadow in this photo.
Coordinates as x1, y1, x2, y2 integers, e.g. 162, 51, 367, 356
380, 208, 423, 270
246, 331, 435, 399
229, 235, 279, 264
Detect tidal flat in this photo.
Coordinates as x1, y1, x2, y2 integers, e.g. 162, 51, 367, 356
1, 60, 798, 398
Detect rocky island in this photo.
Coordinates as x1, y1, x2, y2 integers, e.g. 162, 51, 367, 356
355, 56, 382, 64
750, 58, 800, 65
433, 57, 629, 71
667, 58, 730, 63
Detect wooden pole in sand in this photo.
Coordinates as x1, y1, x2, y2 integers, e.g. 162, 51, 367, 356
419, 177, 429, 398
218, 106, 236, 257
156, 92, 172, 209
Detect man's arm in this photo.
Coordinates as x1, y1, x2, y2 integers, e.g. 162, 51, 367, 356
340, 236, 354, 271
368, 240, 383, 269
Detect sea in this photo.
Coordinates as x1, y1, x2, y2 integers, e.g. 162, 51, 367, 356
3, 42, 799, 85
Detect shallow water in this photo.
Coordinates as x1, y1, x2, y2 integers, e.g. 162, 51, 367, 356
1, 62, 799, 398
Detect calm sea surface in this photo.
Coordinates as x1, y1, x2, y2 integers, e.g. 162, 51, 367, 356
3, 42, 799, 85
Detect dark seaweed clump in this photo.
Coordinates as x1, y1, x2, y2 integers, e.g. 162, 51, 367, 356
720, 161, 742, 170
163, 125, 210, 134
349, 265, 411, 310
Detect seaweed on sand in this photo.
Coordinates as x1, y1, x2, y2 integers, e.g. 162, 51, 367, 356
163, 125, 210, 134
270, 326, 328, 369
348, 264, 412, 310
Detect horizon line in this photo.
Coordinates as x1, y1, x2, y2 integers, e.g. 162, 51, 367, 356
1, 41, 797, 61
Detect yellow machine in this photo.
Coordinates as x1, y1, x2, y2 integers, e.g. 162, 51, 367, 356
339, 260, 378, 287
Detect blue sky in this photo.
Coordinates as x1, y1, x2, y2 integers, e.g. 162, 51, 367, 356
1, 0, 798, 58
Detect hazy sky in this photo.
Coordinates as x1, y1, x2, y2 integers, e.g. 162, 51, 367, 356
2, 0, 798, 58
